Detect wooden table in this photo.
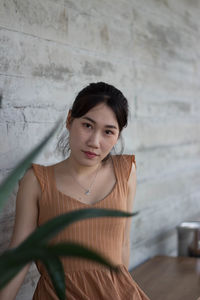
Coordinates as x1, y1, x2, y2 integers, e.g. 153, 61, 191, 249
130, 255, 200, 300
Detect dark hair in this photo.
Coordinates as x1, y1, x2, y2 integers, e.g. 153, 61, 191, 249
56, 82, 129, 161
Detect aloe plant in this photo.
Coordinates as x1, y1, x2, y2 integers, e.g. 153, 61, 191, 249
0, 119, 138, 300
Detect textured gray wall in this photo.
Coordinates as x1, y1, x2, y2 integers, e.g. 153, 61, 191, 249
1, 0, 200, 299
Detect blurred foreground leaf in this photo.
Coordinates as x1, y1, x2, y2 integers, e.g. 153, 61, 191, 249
0, 118, 62, 211
0, 208, 138, 299
18, 208, 138, 249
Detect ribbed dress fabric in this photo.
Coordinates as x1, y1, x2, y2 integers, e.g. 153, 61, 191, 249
31, 154, 150, 300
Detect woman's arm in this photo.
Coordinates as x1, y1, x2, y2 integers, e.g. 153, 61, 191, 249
122, 160, 137, 269
0, 167, 40, 300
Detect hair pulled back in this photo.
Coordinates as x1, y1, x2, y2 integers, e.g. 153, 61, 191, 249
71, 82, 129, 132
56, 82, 129, 159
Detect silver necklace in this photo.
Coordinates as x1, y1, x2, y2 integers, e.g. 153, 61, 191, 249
70, 163, 101, 195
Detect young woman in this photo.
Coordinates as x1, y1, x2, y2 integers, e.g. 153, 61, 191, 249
0, 82, 150, 299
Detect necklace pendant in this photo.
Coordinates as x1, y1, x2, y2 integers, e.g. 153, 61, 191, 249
85, 190, 90, 195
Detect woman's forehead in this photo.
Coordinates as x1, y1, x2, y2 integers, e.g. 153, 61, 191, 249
83, 104, 119, 128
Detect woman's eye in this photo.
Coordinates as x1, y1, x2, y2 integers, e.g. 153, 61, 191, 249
83, 123, 92, 129
105, 130, 114, 135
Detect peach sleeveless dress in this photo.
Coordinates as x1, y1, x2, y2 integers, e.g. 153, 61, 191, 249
32, 154, 150, 300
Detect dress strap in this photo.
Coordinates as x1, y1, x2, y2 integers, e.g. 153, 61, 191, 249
113, 154, 136, 180
32, 163, 46, 193
126, 154, 136, 180
112, 154, 136, 196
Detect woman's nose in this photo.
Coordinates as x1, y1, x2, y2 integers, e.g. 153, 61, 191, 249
87, 131, 100, 148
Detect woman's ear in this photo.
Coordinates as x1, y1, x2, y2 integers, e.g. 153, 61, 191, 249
66, 110, 72, 129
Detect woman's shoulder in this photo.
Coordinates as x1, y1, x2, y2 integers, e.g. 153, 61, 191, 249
30, 162, 50, 194
111, 153, 136, 177
31, 161, 57, 172
31, 162, 49, 168
110, 154, 136, 184
18, 166, 42, 199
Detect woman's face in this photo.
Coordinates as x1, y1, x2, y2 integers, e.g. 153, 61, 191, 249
67, 103, 120, 166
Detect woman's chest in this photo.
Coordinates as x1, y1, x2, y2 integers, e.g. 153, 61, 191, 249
54, 161, 117, 205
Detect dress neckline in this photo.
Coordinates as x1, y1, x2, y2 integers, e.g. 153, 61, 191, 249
51, 155, 118, 207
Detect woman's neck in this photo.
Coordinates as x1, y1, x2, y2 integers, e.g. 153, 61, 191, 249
65, 155, 103, 178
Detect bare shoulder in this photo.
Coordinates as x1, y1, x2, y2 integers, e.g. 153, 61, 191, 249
9, 167, 41, 248
18, 166, 42, 202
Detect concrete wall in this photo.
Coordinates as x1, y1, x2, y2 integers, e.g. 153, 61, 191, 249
1, 0, 200, 299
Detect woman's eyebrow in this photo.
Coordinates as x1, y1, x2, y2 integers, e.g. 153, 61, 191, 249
82, 116, 118, 129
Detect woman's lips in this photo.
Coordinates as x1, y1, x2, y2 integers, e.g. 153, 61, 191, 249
83, 151, 98, 159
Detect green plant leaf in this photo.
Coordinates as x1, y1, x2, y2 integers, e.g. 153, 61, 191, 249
46, 242, 119, 270
0, 241, 119, 291
18, 208, 138, 250
0, 118, 62, 211
0, 248, 31, 288
0, 208, 137, 287
0, 206, 137, 295
42, 255, 66, 300
41, 243, 121, 300
0, 263, 23, 289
